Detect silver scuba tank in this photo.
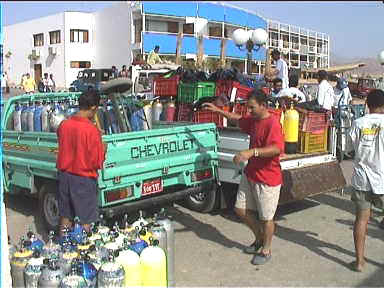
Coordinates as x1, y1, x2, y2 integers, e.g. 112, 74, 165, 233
24, 251, 45, 288
10, 237, 33, 288
13, 102, 22, 131
59, 264, 88, 288
59, 243, 79, 276
27, 101, 35, 131
49, 101, 66, 132
150, 224, 168, 254
97, 252, 125, 288
42, 231, 61, 260
21, 103, 29, 131
156, 209, 175, 287
41, 101, 51, 132
152, 98, 163, 122
38, 258, 65, 288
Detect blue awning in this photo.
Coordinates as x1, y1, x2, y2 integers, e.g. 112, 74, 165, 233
198, 3, 225, 22
247, 13, 267, 29
142, 2, 197, 17
203, 38, 221, 57
224, 6, 248, 27
182, 35, 197, 54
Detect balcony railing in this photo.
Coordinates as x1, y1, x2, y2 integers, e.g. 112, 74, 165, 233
308, 46, 316, 53
292, 43, 300, 50
269, 39, 279, 47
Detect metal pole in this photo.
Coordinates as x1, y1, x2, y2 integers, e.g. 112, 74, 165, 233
247, 50, 252, 76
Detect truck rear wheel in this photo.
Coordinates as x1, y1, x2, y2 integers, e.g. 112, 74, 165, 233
183, 182, 218, 213
38, 182, 60, 232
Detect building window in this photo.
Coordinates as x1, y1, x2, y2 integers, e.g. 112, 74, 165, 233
33, 33, 44, 47
183, 23, 194, 35
70, 61, 91, 68
49, 30, 61, 44
70, 29, 89, 43
209, 25, 222, 38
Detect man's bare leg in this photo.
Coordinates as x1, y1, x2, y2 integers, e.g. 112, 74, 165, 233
234, 208, 263, 241
353, 208, 370, 271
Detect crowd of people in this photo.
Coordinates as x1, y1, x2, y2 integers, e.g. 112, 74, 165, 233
19, 72, 56, 94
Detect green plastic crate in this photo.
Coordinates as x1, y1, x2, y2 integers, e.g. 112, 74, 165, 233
178, 81, 216, 103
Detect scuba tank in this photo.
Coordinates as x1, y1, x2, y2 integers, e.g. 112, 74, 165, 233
75, 251, 98, 287
10, 237, 33, 288
27, 101, 35, 131
139, 225, 153, 245
59, 264, 88, 288
70, 216, 85, 245
165, 97, 176, 122
152, 98, 163, 121
130, 106, 145, 131
129, 228, 148, 255
97, 214, 111, 243
49, 101, 66, 132
38, 258, 65, 288
88, 223, 103, 247
25, 228, 45, 253
24, 250, 45, 288
88, 244, 107, 271
77, 230, 92, 252
156, 209, 175, 288
42, 231, 61, 260
106, 100, 120, 134
150, 224, 168, 254
115, 239, 141, 288
140, 239, 167, 287
97, 252, 125, 288
132, 210, 149, 231
13, 102, 22, 131
142, 102, 152, 130
41, 101, 51, 132
21, 103, 29, 131
283, 102, 299, 154
33, 101, 43, 132
59, 242, 79, 276
120, 214, 135, 237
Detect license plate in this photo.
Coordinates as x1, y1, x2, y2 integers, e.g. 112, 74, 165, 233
142, 178, 163, 195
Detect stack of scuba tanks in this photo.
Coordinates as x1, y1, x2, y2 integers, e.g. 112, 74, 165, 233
9, 209, 175, 288
11, 95, 179, 134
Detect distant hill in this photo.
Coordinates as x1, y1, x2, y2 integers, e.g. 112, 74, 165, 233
330, 53, 383, 76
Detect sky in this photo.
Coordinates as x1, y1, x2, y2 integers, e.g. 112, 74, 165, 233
2, 1, 384, 59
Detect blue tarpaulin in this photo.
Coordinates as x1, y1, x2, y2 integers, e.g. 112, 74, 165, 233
143, 33, 178, 54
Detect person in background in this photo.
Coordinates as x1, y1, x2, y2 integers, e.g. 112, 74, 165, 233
147, 45, 163, 66
203, 89, 284, 265
56, 90, 106, 236
348, 89, 384, 272
278, 74, 306, 103
111, 66, 119, 78
333, 77, 352, 107
49, 74, 56, 92
20, 73, 27, 89
268, 49, 289, 89
132, 54, 146, 66
316, 70, 335, 111
23, 73, 36, 94
271, 78, 283, 98
119, 65, 129, 78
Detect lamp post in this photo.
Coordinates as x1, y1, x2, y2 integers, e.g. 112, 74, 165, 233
379, 50, 384, 66
232, 28, 268, 75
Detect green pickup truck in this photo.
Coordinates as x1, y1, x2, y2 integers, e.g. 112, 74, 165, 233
2, 92, 219, 231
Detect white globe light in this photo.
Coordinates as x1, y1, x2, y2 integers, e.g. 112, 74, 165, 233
378, 50, 384, 65
247, 30, 254, 41
251, 28, 268, 45
232, 29, 249, 46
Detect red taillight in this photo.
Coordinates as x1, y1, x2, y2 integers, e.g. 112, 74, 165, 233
105, 187, 132, 203
191, 169, 213, 182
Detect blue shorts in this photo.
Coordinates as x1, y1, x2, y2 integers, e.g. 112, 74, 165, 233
58, 171, 99, 224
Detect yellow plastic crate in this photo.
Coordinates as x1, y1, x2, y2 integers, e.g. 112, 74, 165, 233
299, 128, 328, 153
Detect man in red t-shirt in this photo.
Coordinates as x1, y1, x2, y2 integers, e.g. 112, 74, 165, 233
204, 89, 284, 265
57, 90, 106, 236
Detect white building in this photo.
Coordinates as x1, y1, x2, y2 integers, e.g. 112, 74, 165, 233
3, 1, 330, 89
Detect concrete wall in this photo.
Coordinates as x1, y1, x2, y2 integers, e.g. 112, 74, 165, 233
93, 2, 132, 70
64, 12, 95, 88
3, 13, 66, 88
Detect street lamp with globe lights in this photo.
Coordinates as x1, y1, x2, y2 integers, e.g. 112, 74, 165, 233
232, 28, 268, 75
378, 50, 384, 66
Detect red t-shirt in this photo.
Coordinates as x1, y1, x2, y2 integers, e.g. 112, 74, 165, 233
56, 116, 105, 178
239, 114, 284, 186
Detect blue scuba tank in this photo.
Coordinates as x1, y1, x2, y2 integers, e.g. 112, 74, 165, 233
130, 108, 144, 131
25, 230, 45, 253
70, 217, 85, 245
107, 101, 120, 134
77, 252, 97, 287
33, 101, 43, 132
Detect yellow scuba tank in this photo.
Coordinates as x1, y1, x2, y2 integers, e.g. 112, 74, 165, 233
275, 102, 284, 129
116, 239, 142, 288
283, 102, 299, 154
140, 239, 167, 287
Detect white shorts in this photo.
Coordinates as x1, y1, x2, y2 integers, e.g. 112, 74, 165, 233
235, 175, 281, 221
